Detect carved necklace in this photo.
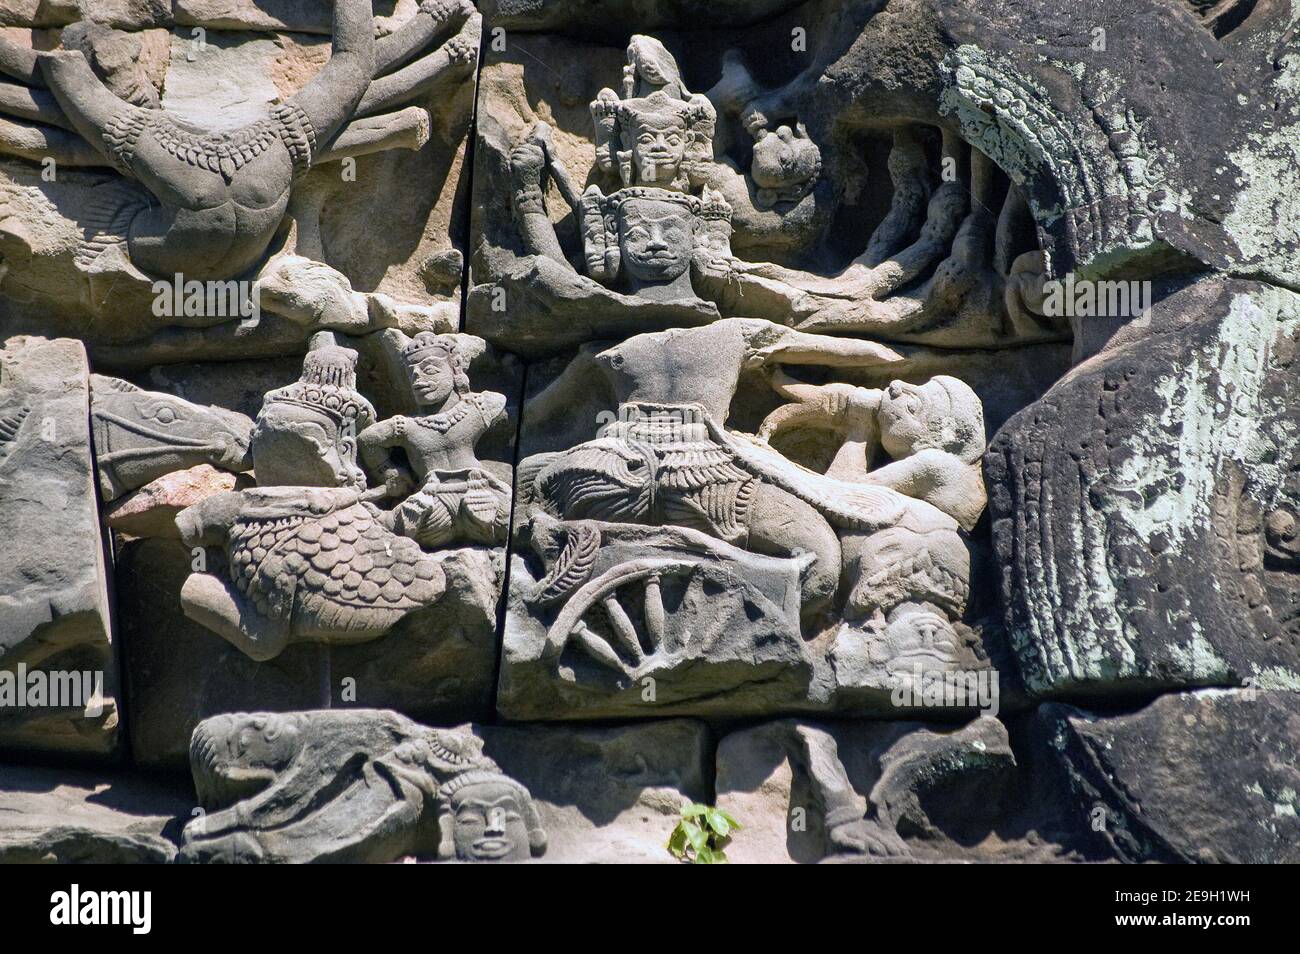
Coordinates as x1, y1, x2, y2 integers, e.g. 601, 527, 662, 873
409, 395, 478, 433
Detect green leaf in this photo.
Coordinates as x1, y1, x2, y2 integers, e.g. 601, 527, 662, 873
704, 808, 731, 837
667, 825, 688, 859
682, 820, 708, 854
681, 803, 709, 818
713, 848, 730, 863
695, 845, 716, 864
716, 809, 742, 831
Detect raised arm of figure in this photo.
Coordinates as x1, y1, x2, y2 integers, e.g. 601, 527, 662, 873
355, 6, 479, 118
358, 418, 416, 498
740, 320, 904, 369
374, 0, 475, 77
288, 0, 378, 146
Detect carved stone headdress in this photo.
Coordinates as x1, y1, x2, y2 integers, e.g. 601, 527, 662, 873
612, 90, 716, 189
262, 345, 376, 432
580, 185, 725, 282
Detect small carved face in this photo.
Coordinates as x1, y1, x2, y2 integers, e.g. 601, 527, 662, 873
409, 353, 455, 407
630, 115, 687, 182
878, 380, 939, 460
231, 714, 299, 768
882, 610, 963, 674
450, 781, 533, 862
618, 199, 692, 282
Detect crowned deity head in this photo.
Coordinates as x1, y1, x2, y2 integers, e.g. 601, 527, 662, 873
251, 346, 375, 488
436, 770, 547, 863
400, 332, 471, 411
612, 90, 715, 191
586, 186, 699, 301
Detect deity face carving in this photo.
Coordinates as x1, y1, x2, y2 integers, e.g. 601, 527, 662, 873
879, 375, 984, 463
629, 113, 687, 184
881, 608, 963, 674
448, 779, 533, 862
878, 380, 935, 460
409, 352, 456, 408
617, 198, 693, 284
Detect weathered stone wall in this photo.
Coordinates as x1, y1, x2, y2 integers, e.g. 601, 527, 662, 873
0, 0, 1297, 865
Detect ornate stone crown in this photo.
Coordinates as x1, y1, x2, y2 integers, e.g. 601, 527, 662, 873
263, 345, 375, 431
602, 185, 702, 216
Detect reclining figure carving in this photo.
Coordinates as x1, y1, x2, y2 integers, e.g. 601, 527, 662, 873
180, 710, 547, 863
516, 319, 989, 684
759, 372, 988, 673
519, 318, 907, 627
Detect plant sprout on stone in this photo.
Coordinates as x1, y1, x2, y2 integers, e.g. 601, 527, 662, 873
668, 804, 741, 864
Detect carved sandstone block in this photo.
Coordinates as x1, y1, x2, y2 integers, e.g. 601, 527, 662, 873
0, 335, 118, 756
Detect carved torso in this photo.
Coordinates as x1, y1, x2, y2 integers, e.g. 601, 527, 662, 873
395, 391, 506, 480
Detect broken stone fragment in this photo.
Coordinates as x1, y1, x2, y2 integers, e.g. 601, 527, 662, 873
103, 463, 240, 539
1038, 689, 1300, 864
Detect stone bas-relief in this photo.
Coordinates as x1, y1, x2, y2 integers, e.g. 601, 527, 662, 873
471, 27, 1063, 356
177, 334, 509, 661
181, 710, 546, 863
0, 0, 481, 362
2, 0, 1299, 869
101, 330, 519, 768
501, 318, 995, 719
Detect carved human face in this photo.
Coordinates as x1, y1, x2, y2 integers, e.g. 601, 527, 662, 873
630, 114, 687, 183
450, 781, 532, 862
882, 609, 963, 674
409, 352, 456, 408
878, 380, 941, 460
618, 199, 692, 283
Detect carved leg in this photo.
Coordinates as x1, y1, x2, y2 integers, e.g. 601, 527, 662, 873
858, 127, 931, 268
744, 483, 841, 619
179, 572, 292, 661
